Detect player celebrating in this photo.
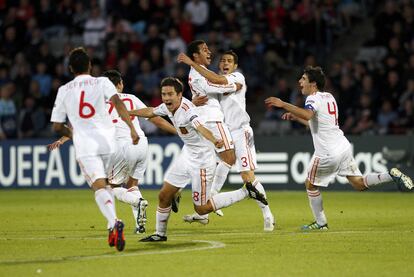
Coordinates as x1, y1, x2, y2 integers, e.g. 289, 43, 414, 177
49, 70, 177, 234
50, 47, 139, 251
177, 50, 275, 231
180, 40, 242, 222
102, 70, 177, 234
265, 66, 414, 230
129, 77, 268, 241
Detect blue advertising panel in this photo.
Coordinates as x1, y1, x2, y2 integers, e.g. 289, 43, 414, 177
1, 136, 413, 190
0, 137, 183, 189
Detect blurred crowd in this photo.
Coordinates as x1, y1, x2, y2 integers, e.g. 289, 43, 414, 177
0, 0, 412, 140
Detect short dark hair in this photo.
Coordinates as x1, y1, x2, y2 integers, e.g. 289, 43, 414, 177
160, 77, 183, 94
304, 66, 325, 90
222, 50, 238, 64
69, 47, 90, 74
187, 40, 205, 61
102, 70, 122, 86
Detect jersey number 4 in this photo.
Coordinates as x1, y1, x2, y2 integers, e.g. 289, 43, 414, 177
327, 102, 338, 126
107, 98, 135, 123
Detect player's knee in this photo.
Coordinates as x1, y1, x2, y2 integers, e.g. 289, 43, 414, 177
240, 171, 254, 183
220, 150, 236, 165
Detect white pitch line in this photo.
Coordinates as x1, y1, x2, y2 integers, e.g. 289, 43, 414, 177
0, 240, 225, 264
1, 229, 412, 241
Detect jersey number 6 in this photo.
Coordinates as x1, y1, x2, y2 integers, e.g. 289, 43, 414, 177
79, 90, 96, 118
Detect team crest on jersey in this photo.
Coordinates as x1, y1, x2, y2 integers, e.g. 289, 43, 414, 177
179, 127, 188, 134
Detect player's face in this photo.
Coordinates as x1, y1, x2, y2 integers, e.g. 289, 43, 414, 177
219, 54, 238, 74
298, 74, 314, 96
195, 43, 212, 66
161, 85, 181, 112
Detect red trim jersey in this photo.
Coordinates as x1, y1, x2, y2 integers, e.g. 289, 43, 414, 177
51, 75, 117, 158
305, 91, 351, 157
153, 97, 214, 167
106, 92, 146, 140
188, 66, 236, 122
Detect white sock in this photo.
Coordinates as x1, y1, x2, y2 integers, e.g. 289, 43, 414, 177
307, 189, 327, 226
253, 180, 273, 218
113, 187, 140, 206
156, 206, 171, 236
105, 186, 116, 229
210, 188, 248, 210
95, 188, 117, 229
212, 161, 231, 193
363, 173, 393, 188
132, 206, 139, 228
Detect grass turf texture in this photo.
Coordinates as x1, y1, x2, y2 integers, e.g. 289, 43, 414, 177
0, 190, 413, 277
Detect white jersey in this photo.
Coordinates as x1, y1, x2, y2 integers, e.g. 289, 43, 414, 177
106, 92, 146, 141
305, 91, 351, 157
51, 75, 117, 158
153, 97, 214, 167
222, 71, 250, 131
188, 66, 237, 122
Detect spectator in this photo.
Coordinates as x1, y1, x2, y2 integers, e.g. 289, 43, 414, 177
0, 83, 17, 140
184, 0, 209, 33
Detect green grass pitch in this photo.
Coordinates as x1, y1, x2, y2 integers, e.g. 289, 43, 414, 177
0, 189, 413, 277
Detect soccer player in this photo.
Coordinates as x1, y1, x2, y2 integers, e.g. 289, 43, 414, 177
49, 70, 177, 234
129, 77, 268, 241
265, 66, 414, 230
177, 50, 275, 231
178, 40, 241, 223
102, 70, 177, 234
50, 47, 139, 251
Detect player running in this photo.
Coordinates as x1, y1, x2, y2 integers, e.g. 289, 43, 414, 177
50, 47, 138, 251
130, 77, 268, 241
49, 70, 177, 234
265, 66, 413, 230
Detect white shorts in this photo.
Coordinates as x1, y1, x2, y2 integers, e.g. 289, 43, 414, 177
164, 151, 215, 206
77, 154, 114, 187
205, 121, 234, 153
231, 125, 258, 172
109, 137, 148, 185
307, 147, 362, 187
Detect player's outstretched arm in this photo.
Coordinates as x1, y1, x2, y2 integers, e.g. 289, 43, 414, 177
129, 107, 156, 118
177, 53, 228, 85
111, 94, 139, 144
47, 136, 71, 151
265, 97, 314, 121
149, 116, 177, 135
281, 112, 309, 126
196, 124, 224, 148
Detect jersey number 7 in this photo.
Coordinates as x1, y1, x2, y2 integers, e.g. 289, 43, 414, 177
327, 102, 338, 126
107, 98, 135, 123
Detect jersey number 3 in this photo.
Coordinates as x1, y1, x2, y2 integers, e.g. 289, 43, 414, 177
327, 102, 338, 126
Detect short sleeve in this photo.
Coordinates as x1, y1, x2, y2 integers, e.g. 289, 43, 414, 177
304, 95, 320, 112
186, 107, 204, 129
101, 78, 118, 100
225, 72, 245, 86
132, 95, 148, 110
153, 103, 169, 116
50, 88, 67, 123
